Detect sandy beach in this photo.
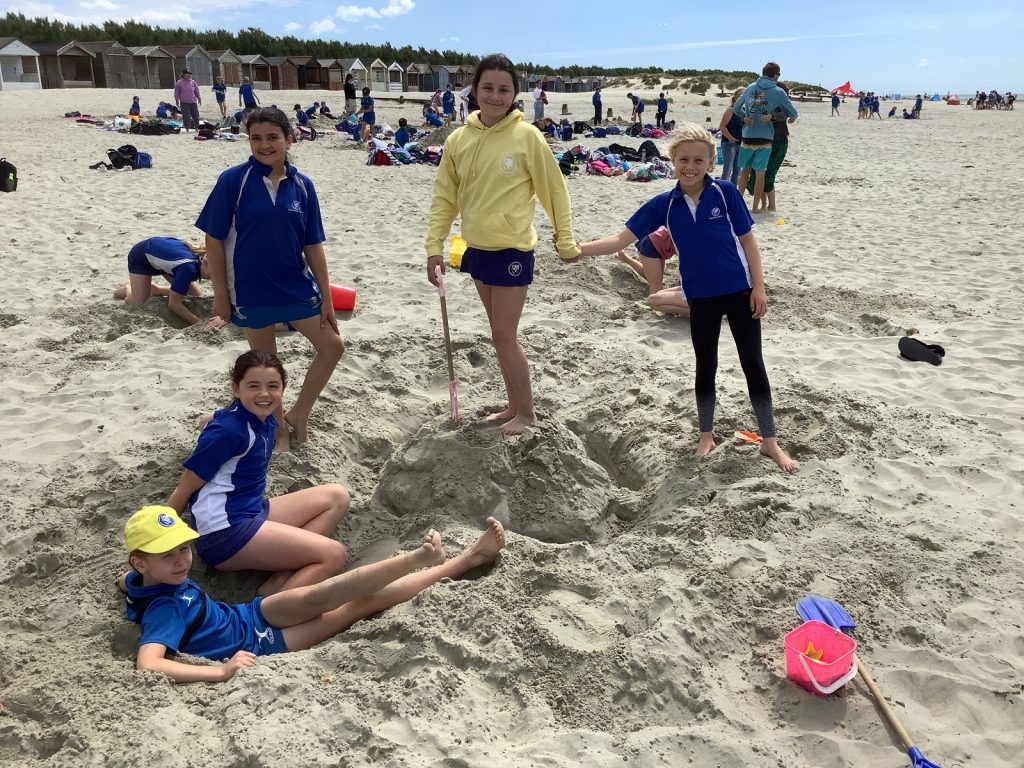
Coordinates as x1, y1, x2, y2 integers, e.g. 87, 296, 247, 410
0, 83, 1021, 767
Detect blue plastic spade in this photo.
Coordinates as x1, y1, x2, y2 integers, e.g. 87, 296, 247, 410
795, 595, 942, 768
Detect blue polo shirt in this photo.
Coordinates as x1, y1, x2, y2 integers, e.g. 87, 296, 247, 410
295, 109, 309, 126
632, 95, 644, 113
394, 127, 410, 147
128, 237, 201, 295
239, 82, 257, 107
360, 95, 375, 124
195, 156, 325, 313
125, 572, 284, 659
625, 176, 753, 301
183, 401, 276, 535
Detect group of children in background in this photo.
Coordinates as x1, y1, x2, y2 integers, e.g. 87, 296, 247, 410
115, 53, 797, 684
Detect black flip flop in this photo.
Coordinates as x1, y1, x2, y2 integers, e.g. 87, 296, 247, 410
898, 336, 945, 365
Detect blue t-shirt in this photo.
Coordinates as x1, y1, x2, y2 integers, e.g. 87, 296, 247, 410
125, 572, 282, 659
831, 95, 840, 107
195, 156, 325, 312
593, 91, 601, 106
213, 82, 227, 102
183, 401, 276, 534
625, 176, 754, 301
658, 98, 668, 112
632, 95, 645, 113
156, 104, 169, 118
239, 82, 257, 107
129, 102, 140, 116
394, 127, 410, 147
442, 90, 455, 113
129, 237, 201, 294
360, 95, 375, 124
295, 109, 309, 125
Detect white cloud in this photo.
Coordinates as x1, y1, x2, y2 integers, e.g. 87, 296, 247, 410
379, 0, 413, 17
364, 23, 383, 30
80, 0, 122, 10
310, 18, 337, 34
335, 0, 414, 22
918, 58, 929, 68
284, 21, 302, 31
439, 36, 460, 43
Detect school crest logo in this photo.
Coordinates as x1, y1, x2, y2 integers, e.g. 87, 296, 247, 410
157, 513, 175, 527
289, 200, 302, 213
709, 207, 723, 219
508, 261, 523, 277
498, 154, 517, 176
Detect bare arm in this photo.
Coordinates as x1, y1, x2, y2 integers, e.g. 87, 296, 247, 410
136, 642, 256, 683
166, 291, 201, 326
303, 243, 338, 334
166, 469, 206, 514
738, 230, 767, 318
204, 235, 231, 324
578, 228, 637, 258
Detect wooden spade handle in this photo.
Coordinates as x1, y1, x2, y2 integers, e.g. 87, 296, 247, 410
856, 659, 915, 751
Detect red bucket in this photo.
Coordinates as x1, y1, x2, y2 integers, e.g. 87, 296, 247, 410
784, 620, 857, 696
329, 282, 356, 311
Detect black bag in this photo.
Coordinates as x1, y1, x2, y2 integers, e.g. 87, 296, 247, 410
106, 145, 139, 170
638, 139, 663, 161
573, 121, 592, 134
0, 157, 16, 192
608, 142, 641, 162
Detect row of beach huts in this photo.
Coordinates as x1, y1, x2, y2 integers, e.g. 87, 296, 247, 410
0, 38, 607, 94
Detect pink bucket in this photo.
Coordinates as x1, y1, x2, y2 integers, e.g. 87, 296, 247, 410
329, 282, 356, 311
784, 620, 857, 696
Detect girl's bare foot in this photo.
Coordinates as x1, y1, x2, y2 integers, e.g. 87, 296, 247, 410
415, 529, 446, 567
695, 432, 716, 456
499, 413, 535, 436
461, 517, 505, 568
113, 283, 128, 300
760, 438, 796, 474
483, 407, 515, 422
283, 410, 309, 445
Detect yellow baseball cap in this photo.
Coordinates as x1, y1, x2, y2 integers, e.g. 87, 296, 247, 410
124, 506, 199, 554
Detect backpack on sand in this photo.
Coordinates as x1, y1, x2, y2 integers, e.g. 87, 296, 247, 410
0, 157, 16, 192
105, 145, 151, 170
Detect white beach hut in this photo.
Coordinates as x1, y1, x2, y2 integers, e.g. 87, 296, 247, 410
0, 38, 42, 91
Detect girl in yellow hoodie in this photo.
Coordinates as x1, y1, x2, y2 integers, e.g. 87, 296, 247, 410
426, 53, 581, 435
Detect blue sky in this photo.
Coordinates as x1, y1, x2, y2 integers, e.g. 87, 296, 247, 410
5, 0, 1021, 92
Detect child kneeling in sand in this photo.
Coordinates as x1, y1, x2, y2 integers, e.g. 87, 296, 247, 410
579, 123, 795, 473
114, 237, 226, 329
614, 226, 690, 316
120, 506, 505, 683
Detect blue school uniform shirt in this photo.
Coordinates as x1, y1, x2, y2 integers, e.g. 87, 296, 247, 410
239, 82, 257, 107
156, 104, 169, 118
394, 127, 410, 147
295, 109, 309, 125
183, 400, 276, 535
360, 95, 375, 123
658, 97, 668, 112
213, 82, 226, 102
625, 175, 754, 301
442, 90, 455, 112
138, 237, 201, 295
129, 102, 141, 116
124, 571, 272, 660
195, 156, 325, 313
632, 95, 645, 113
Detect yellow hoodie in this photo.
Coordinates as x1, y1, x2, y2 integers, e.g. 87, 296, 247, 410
425, 110, 579, 261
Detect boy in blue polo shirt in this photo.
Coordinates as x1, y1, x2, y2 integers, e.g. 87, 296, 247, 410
120, 505, 506, 683
578, 122, 795, 473
357, 87, 375, 141
113, 237, 223, 328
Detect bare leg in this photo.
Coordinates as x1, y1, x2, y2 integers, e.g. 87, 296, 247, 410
766, 189, 777, 212
243, 326, 291, 453
118, 274, 155, 304
277, 518, 505, 651
759, 437, 796, 474
475, 283, 534, 435
282, 316, 345, 445
615, 250, 647, 281
751, 170, 767, 212
647, 287, 689, 315
216, 484, 351, 595
737, 167, 752, 199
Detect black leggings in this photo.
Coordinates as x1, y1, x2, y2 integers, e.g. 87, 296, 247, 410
689, 289, 776, 437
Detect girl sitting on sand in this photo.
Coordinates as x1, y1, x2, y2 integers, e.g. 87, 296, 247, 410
166, 350, 350, 596
197, 107, 344, 451
614, 227, 690, 316
579, 123, 795, 473
425, 53, 581, 435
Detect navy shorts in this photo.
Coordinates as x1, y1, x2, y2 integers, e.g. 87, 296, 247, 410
232, 298, 321, 329
251, 597, 289, 655
194, 499, 270, 566
127, 241, 162, 276
460, 247, 534, 287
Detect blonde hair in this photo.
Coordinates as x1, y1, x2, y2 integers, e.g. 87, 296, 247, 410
667, 123, 717, 165
185, 240, 207, 257
731, 87, 744, 104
